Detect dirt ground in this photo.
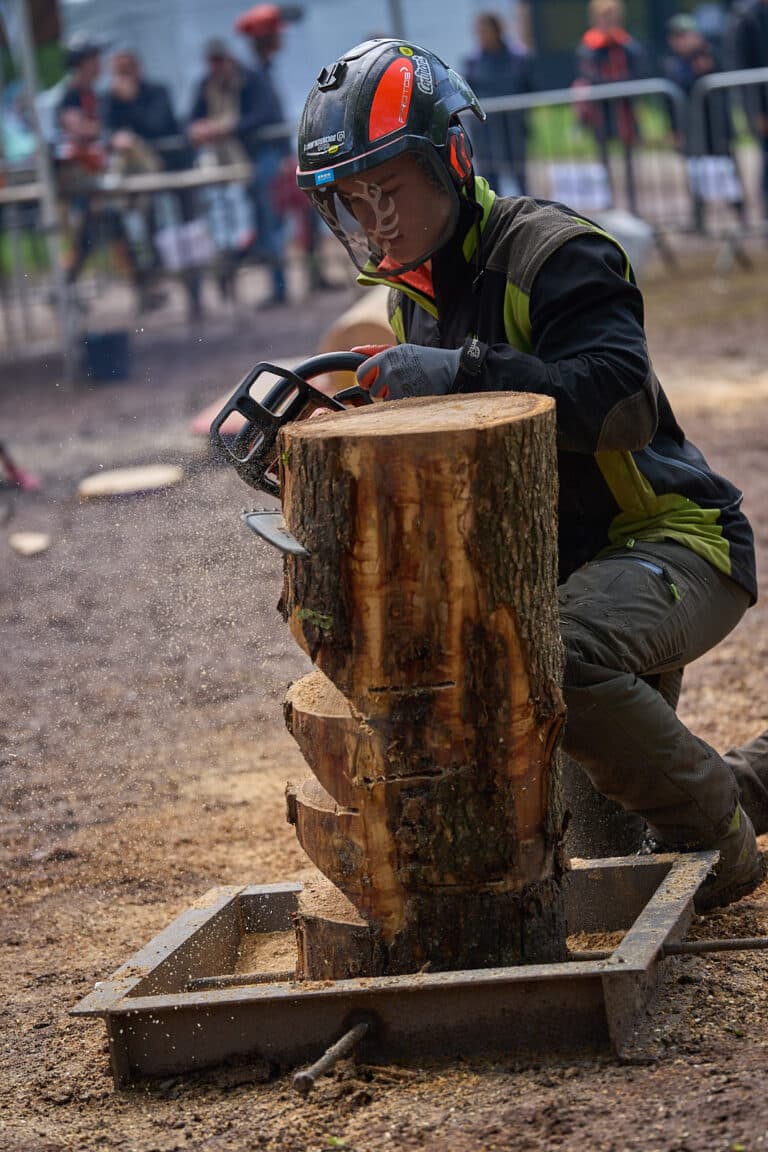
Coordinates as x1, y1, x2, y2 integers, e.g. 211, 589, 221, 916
2, 250, 768, 1152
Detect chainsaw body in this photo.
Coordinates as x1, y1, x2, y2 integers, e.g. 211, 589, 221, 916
209, 351, 369, 496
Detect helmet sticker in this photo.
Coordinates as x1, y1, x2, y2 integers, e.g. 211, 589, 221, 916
413, 55, 433, 96
304, 130, 346, 157
369, 58, 414, 142
314, 169, 335, 185
398, 46, 414, 56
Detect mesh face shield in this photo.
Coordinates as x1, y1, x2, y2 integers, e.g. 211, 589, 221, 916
302, 142, 460, 276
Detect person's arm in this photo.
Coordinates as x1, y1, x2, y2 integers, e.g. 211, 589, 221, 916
102, 92, 117, 133
520, 50, 534, 95
730, 10, 757, 70
58, 88, 99, 141
729, 11, 768, 131
459, 233, 658, 454
236, 70, 281, 138
141, 83, 180, 140
575, 43, 598, 85
188, 80, 208, 126
627, 38, 646, 80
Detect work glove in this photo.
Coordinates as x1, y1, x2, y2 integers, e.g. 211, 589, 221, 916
353, 343, 461, 401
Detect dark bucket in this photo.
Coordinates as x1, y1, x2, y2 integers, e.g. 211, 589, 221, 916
82, 330, 132, 383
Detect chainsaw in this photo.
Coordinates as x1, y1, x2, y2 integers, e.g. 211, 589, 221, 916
210, 350, 371, 554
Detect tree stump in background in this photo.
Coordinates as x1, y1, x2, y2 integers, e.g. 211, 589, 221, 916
279, 394, 567, 978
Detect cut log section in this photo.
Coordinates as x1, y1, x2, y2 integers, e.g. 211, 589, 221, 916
284, 669, 383, 808
78, 464, 184, 500
280, 393, 567, 975
8, 531, 51, 556
294, 872, 380, 981
316, 285, 392, 391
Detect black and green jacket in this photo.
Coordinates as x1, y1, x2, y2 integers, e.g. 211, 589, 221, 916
359, 178, 757, 601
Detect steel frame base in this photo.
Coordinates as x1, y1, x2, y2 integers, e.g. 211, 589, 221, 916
72, 851, 716, 1086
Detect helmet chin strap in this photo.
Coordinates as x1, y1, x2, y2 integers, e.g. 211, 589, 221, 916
467, 174, 485, 299
456, 169, 485, 328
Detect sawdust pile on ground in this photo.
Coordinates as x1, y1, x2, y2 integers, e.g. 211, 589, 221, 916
2, 258, 768, 1151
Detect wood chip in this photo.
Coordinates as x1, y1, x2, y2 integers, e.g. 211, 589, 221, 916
78, 464, 184, 500
9, 531, 51, 556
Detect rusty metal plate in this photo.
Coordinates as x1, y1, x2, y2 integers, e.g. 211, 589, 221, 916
72, 853, 716, 1085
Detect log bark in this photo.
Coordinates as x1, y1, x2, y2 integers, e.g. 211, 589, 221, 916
279, 394, 567, 975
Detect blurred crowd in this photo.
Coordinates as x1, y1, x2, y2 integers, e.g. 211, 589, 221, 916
3, 1, 768, 319
48, 3, 315, 319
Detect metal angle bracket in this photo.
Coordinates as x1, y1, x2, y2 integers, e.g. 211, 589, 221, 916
72, 853, 717, 1086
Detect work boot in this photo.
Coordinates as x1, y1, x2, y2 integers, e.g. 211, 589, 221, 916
640, 805, 766, 913
694, 806, 766, 914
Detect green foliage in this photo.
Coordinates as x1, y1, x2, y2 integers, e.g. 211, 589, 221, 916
296, 607, 334, 632
527, 98, 675, 162
1, 41, 64, 90
0, 229, 50, 278
37, 42, 65, 89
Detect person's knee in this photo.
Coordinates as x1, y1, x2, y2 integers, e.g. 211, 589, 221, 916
560, 611, 621, 690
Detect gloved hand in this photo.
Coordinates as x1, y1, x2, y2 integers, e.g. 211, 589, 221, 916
353, 343, 462, 401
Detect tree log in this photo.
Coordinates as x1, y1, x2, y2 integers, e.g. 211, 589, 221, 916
280, 394, 567, 975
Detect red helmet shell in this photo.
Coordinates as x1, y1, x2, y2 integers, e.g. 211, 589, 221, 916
235, 4, 283, 38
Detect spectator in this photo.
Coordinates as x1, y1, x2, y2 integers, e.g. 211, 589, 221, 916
105, 48, 183, 172
728, 0, 768, 220
575, 0, 644, 213
664, 15, 745, 228
234, 4, 291, 308
463, 11, 533, 196
56, 34, 148, 309
188, 39, 259, 304
105, 47, 203, 319
57, 33, 106, 178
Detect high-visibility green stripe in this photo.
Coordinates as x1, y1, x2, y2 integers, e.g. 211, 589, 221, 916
596, 450, 733, 577
502, 282, 533, 353
498, 212, 629, 353
462, 177, 496, 263
389, 302, 406, 344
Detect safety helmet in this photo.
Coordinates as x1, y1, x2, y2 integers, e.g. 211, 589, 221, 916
235, 4, 283, 39
296, 39, 485, 275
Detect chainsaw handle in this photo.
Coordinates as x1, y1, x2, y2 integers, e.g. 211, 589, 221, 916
263, 351, 368, 409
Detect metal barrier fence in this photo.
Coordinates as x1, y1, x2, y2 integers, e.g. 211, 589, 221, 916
476, 70, 768, 246
1, 70, 768, 368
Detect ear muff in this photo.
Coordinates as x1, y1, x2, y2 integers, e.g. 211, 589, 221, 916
447, 124, 473, 185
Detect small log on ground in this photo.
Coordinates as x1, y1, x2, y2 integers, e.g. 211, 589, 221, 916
317, 285, 392, 391
280, 394, 567, 976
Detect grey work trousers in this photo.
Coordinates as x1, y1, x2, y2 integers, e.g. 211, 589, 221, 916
559, 540, 765, 845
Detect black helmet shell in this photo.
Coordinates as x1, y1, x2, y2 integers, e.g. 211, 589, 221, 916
297, 39, 484, 189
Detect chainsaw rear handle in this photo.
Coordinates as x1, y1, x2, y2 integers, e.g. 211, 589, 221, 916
210, 351, 369, 496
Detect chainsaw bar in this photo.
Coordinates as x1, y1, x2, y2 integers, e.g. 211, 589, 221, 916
241, 510, 310, 557
210, 352, 369, 495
